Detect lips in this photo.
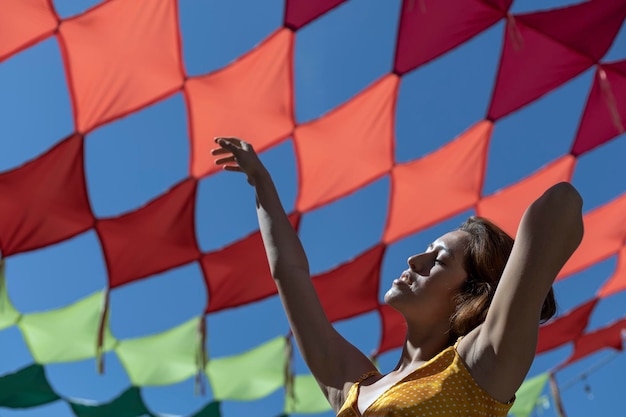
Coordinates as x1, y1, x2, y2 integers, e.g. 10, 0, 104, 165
393, 270, 414, 286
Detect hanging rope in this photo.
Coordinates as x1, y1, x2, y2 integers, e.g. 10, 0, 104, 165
549, 373, 567, 417
598, 67, 625, 135
560, 350, 620, 391
284, 332, 296, 410
507, 13, 525, 52
544, 328, 625, 415
407, 0, 427, 13
194, 315, 208, 396
96, 289, 110, 374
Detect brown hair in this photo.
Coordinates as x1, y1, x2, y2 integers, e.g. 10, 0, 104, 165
448, 216, 557, 341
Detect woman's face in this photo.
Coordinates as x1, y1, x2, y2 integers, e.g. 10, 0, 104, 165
384, 230, 470, 320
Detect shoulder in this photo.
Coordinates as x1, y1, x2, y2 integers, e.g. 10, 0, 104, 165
455, 324, 532, 404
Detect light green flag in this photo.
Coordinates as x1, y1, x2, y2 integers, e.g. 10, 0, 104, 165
284, 374, 331, 414
115, 317, 200, 386
0, 259, 20, 329
69, 387, 152, 417
206, 336, 286, 401
509, 372, 549, 417
18, 291, 117, 363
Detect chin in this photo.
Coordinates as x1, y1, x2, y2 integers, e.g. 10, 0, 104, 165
383, 290, 403, 308
383, 288, 397, 304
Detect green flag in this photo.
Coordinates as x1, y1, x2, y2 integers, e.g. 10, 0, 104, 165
69, 387, 152, 417
116, 317, 200, 386
190, 401, 221, 417
0, 364, 60, 408
509, 372, 549, 417
206, 336, 286, 401
284, 374, 331, 414
19, 291, 117, 363
0, 259, 20, 329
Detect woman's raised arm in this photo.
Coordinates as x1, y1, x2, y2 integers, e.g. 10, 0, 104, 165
465, 182, 584, 403
212, 137, 377, 411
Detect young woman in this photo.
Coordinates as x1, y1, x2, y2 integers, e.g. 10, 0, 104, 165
211, 137, 584, 417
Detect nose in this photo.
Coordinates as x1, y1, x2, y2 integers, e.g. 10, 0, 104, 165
407, 253, 430, 275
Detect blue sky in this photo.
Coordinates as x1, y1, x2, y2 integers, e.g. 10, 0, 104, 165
1, 0, 625, 416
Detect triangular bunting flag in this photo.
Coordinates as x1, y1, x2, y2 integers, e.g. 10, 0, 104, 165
375, 304, 407, 356
394, 0, 511, 74
202, 213, 300, 312
0, 134, 94, 256
597, 245, 626, 298
559, 317, 626, 368
96, 179, 200, 288
383, 120, 490, 243
477, 155, 575, 237
283, 374, 332, 414
294, 75, 398, 212
572, 60, 626, 156
312, 244, 384, 322
508, 373, 549, 417
0, 0, 57, 62
206, 336, 286, 401
69, 387, 152, 417
558, 193, 626, 280
536, 298, 598, 353
19, 291, 116, 363
0, 364, 60, 408
488, 1, 626, 120
186, 28, 295, 179
284, 0, 347, 30
59, 0, 185, 132
115, 317, 200, 386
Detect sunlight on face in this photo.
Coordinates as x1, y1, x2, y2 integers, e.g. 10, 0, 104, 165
385, 230, 470, 319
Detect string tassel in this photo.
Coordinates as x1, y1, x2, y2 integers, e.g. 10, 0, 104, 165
195, 315, 208, 396
549, 373, 567, 417
507, 14, 525, 52
598, 67, 625, 135
0, 258, 6, 313
284, 334, 296, 411
407, 0, 426, 13
96, 289, 110, 374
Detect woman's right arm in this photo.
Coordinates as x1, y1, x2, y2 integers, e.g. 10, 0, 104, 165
212, 137, 378, 411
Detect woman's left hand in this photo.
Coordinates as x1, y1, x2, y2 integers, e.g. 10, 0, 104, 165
211, 137, 266, 186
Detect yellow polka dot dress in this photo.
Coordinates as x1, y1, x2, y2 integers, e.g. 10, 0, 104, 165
337, 342, 513, 417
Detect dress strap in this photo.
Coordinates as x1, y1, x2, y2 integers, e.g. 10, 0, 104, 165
355, 369, 380, 384
453, 335, 464, 348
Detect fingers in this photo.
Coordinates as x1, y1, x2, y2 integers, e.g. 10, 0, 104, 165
223, 165, 243, 173
213, 145, 242, 171
211, 137, 246, 159
214, 136, 256, 153
211, 137, 242, 162
215, 157, 243, 172
211, 137, 257, 176
214, 137, 244, 148
210, 147, 231, 156
214, 155, 236, 165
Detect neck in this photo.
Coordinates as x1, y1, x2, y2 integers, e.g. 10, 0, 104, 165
395, 319, 452, 373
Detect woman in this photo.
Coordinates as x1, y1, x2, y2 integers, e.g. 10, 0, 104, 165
211, 137, 584, 416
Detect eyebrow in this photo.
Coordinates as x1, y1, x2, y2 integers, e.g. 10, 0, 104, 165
427, 243, 456, 261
